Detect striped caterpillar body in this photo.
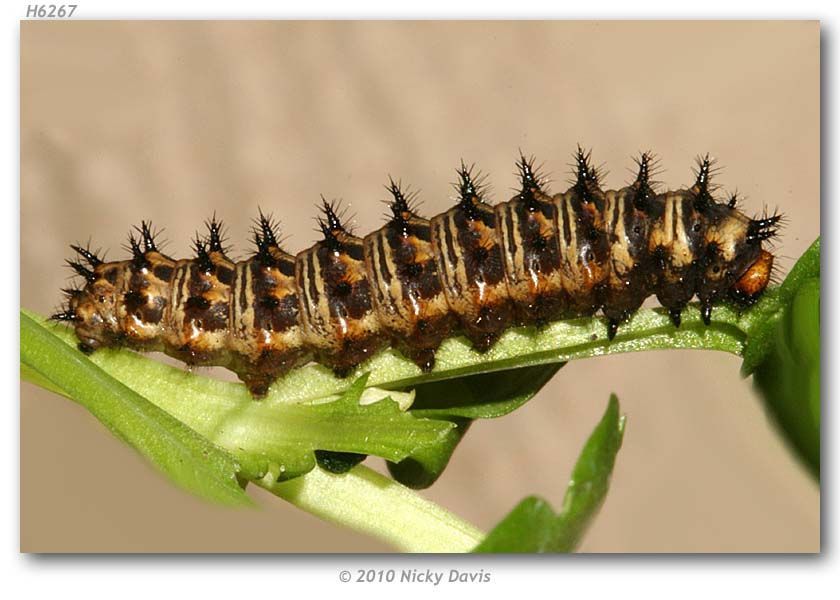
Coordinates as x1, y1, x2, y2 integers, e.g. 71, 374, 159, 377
54, 149, 781, 397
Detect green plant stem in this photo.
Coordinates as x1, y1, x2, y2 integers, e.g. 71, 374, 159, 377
257, 464, 485, 553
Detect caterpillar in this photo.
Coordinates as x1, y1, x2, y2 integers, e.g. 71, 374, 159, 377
52, 149, 781, 397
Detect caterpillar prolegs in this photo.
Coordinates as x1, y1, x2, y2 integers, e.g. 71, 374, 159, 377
53, 149, 781, 397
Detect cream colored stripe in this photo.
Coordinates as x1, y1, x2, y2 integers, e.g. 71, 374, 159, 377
614, 192, 627, 245
297, 253, 316, 336
509, 207, 526, 283
365, 235, 383, 305
495, 204, 516, 279
381, 235, 408, 320
674, 196, 687, 247
311, 249, 330, 335
228, 263, 239, 338
449, 214, 470, 298
664, 195, 675, 245
604, 190, 616, 238
241, 261, 254, 334
433, 215, 458, 296
553, 193, 569, 277
565, 196, 579, 280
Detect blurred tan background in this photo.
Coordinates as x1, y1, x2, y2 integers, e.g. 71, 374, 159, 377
20, 21, 819, 552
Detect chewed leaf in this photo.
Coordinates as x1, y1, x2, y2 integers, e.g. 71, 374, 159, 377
206, 374, 454, 480
474, 395, 625, 553
21, 310, 455, 483
359, 387, 415, 411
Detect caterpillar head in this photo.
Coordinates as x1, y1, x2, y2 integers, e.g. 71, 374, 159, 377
731, 249, 775, 305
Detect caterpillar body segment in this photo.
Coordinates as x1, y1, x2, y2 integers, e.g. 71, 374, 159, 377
494, 157, 566, 326
363, 182, 456, 372
429, 164, 515, 352
295, 201, 386, 377
228, 219, 308, 397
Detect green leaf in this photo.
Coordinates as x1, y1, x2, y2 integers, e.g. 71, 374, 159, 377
552, 394, 626, 550
388, 364, 564, 489
740, 238, 820, 479
20, 311, 456, 482
779, 238, 821, 304
20, 311, 253, 507
752, 277, 820, 478
387, 417, 472, 489
471, 496, 557, 553
409, 363, 565, 420
742, 238, 821, 375
206, 372, 459, 481
474, 394, 625, 552
739, 289, 784, 377
23, 310, 488, 549
261, 301, 748, 402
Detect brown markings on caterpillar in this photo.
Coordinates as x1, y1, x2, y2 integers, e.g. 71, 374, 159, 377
54, 149, 782, 397
363, 179, 455, 372
296, 200, 385, 377
495, 154, 566, 325
430, 163, 515, 351
552, 148, 611, 318
228, 212, 308, 397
